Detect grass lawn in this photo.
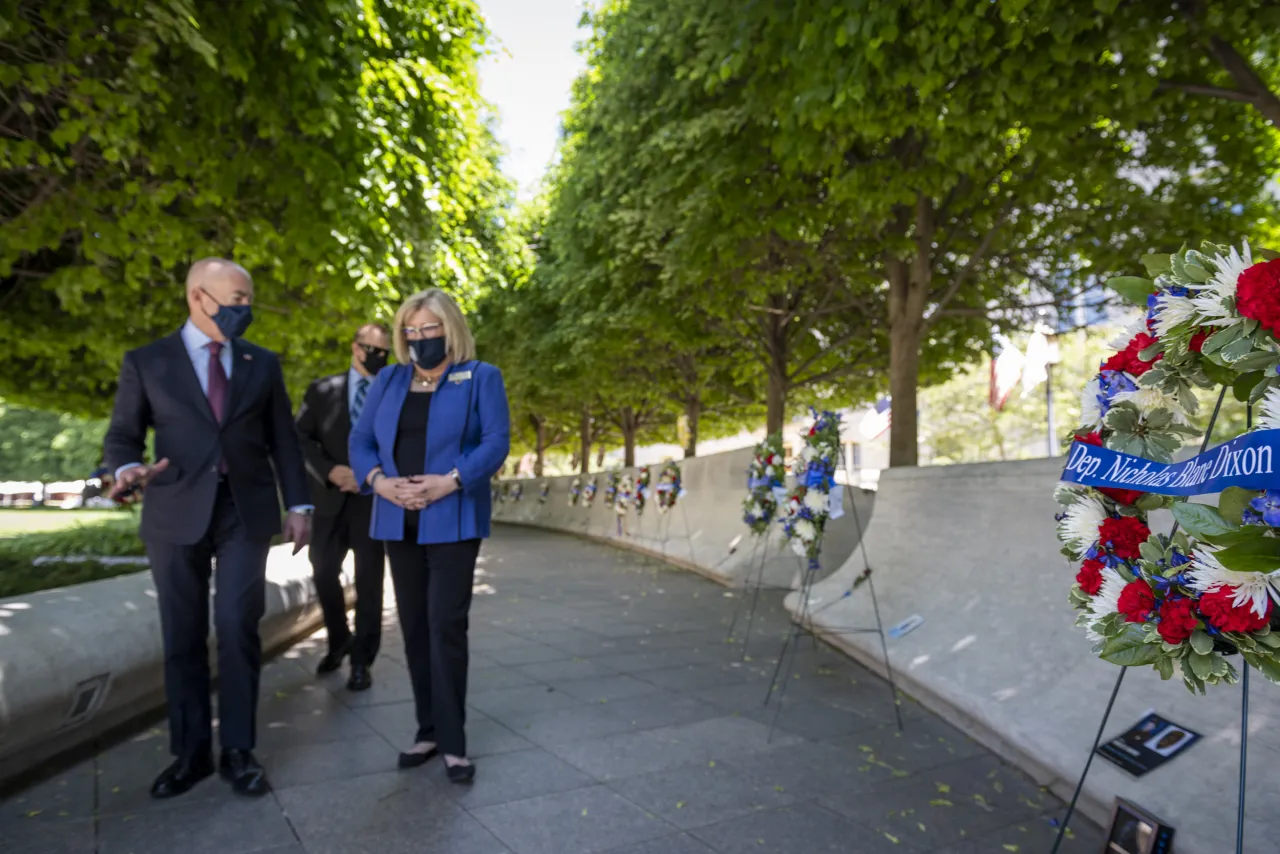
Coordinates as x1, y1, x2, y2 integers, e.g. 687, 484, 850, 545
0, 509, 133, 537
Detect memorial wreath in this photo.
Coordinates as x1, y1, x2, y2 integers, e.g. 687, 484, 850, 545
1056, 241, 1280, 693
782, 409, 843, 569
743, 434, 786, 536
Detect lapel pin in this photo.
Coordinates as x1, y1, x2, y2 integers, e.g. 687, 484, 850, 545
243, 353, 253, 360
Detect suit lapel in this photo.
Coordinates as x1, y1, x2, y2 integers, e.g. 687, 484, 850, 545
167, 333, 217, 424
225, 339, 254, 422
337, 372, 352, 443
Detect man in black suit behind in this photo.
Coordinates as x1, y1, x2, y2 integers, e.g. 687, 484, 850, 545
105, 258, 312, 799
295, 323, 391, 692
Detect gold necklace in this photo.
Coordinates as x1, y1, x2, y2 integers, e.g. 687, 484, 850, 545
413, 372, 441, 389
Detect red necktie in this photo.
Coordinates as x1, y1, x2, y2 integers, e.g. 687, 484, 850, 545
207, 341, 229, 473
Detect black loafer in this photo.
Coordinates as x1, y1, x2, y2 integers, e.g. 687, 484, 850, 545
316, 636, 354, 675
446, 762, 476, 784
220, 749, 270, 797
150, 753, 214, 799
398, 744, 439, 769
347, 662, 372, 692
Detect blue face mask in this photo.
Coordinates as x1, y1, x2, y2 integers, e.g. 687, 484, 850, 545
409, 336, 448, 370
202, 289, 253, 339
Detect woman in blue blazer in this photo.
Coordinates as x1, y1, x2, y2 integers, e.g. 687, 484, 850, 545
350, 288, 510, 783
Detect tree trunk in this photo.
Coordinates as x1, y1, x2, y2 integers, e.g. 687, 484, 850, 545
531, 414, 546, 477
886, 195, 933, 468
764, 292, 788, 434
683, 394, 700, 458
595, 443, 606, 469
579, 405, 591, 474
620, 406, 638, 467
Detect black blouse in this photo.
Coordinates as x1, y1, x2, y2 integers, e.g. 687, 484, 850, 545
394, 391, 432, 532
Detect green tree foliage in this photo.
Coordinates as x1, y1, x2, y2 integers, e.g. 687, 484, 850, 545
0, 0, 515, 415
0, 398, 108, 481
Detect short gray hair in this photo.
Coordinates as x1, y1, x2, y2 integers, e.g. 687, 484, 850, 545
186, 257, 250, 293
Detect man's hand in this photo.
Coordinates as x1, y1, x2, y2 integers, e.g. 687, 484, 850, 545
109, 458, 171, 503
283, 512, 311, 556
327, 465, 359, 493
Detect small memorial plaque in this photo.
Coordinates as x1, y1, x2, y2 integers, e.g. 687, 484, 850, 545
1097, 711, 1200, 777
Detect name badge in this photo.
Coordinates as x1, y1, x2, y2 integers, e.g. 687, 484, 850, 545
449, 371, 472, 384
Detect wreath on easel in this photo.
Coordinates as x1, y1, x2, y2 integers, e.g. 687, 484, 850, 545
1056, 242, 1280, 692
743, 433, 786, 536
635, 466, 651, 515
656, 461, 683, 512
782, 409, 842, 570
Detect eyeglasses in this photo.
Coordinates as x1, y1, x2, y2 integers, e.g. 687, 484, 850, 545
358, 343, 390, 358
401, 323, 443, 339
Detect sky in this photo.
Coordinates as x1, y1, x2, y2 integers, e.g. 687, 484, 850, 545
477, 0, 589, 200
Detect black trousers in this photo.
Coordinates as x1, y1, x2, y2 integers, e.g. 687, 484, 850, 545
145, 482, 271, 757
384, 535, 480, 757
310, 495, 385, 666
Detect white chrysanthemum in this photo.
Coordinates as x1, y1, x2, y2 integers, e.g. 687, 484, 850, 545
1079, 377, 1103, 428
1058, 495, 1105, 554
1108, 387, 1191, 425
794, 519, 817, 541
800, 445, 816, 461
1084, 567, 1127, 643
1108, 317, 1149, 350
791, 539, 807, 557
1187, 546, 1280, 618
1256, 386, 1280, 432
1191, 242, 1252, 327
803, 490, 827, 514
764, 465, 775, 477
1152, 291, 1199, 337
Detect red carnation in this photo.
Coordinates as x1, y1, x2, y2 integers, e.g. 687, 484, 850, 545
1076, 559, 1105, 595
1234, 258, 1280, 336
1099, 516, 1151, 561
1198, 587, 1272, 634
1188, 329, 1212, 354
1157, 597, 1199, 644
1101, 332, 1163, 378
1117, 580, 1157, 623
1100, 487, 1145, 506
1077, 432, 1103, 447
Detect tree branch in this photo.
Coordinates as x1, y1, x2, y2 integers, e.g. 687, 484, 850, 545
1157, 80, 1259, 104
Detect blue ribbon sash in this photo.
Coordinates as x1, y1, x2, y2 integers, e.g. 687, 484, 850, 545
1061, 430, 1280, 496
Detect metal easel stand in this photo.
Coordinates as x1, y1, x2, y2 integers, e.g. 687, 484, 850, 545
761, 470, 903, 741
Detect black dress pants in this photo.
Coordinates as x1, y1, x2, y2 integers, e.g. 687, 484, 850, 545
384, 534, 480, 757
145, 482, 271, 757
310, 495, 385, 666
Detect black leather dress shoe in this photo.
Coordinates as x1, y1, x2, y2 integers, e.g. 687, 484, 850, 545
446, 761, 476, 784
398, 744, 439, 769
316, 636, 354, 675
150, 753, 214, 799
347, 662, 372, 692
220, 749, 270, 797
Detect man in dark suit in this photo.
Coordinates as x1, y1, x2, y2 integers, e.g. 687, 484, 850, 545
105, 258, 312, 799
295, 323, 391, 692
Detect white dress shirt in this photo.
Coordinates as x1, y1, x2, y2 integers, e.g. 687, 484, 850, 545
116, 321, 312, 513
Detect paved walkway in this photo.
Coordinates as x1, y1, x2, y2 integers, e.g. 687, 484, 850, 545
3, 526, 1102, 854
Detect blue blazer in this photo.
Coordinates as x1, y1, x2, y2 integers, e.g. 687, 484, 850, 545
349, 360, 510, 544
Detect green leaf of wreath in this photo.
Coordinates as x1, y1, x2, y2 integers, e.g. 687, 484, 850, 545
1241, 650, 1280, 684
1188, 651, 1215, 680
1141, 253, 1172, 277
1213, 537, 1280, 573
1250, 376, 1277, 405
1156, 656, 1176, 680
1257, 248, 1280, 262
1233, 371, 1265, 402
1200, 359, 1236, 387
1202, 325, 1243, 356
1219, 487, 1259, 530
1106, 276, 1154, 307
1100, 625, 1161, 667
1229, 351, 1279, 373
1170, 502, 1238, 538
1189, 630, 1214, 655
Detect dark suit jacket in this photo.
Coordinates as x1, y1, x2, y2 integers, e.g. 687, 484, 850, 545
103, 332, 310, 545
295, 371, 362, 517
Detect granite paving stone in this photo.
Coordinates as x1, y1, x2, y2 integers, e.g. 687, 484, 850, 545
2, 525, 1099, 854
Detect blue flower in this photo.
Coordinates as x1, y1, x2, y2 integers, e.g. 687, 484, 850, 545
1249, 491, 1280, 527
1096, 369, 1138, 417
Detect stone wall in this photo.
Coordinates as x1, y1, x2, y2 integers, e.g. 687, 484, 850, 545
491, 447, 876, 591
0, 545, 350, 788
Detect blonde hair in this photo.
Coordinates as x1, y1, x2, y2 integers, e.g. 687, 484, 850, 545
392, 288, 477, 365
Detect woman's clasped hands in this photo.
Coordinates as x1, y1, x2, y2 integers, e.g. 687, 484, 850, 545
374, 473, 459, 511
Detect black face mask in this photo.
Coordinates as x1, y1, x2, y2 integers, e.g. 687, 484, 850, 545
409, 337, 448, 370
359, 345, 389, 375
201, 289, 253, 339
